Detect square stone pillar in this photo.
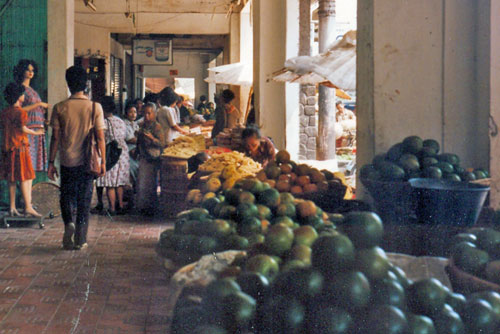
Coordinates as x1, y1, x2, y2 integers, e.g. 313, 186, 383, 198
47, 0, 74, 107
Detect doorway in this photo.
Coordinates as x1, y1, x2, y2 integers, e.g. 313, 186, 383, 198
174, 78, 196, 105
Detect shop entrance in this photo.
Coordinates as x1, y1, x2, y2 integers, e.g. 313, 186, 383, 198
174, 78, 196, 104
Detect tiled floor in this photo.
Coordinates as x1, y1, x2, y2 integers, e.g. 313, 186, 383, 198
0, 213, 173, 334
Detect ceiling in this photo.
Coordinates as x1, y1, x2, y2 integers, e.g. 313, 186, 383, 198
74, 0, 245, 34
111, 33, 226, 51
75, 0, 242, 14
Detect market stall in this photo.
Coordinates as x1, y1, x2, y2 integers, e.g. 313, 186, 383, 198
154, 128, 500, 334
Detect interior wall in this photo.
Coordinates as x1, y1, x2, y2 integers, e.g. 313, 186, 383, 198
75, 23, 110, 94
358, 0, 489, 180
141, 50, 216, 102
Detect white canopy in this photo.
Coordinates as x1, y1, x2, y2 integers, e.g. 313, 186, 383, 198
205, 62, 253, 87
272, 30, 356, 92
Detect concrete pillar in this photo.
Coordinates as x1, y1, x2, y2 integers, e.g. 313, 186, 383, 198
299, 0, 311, 57
253, 0, 287, 149
489, 0, 500, 209
357, 0, 491, 202
240, 4, 253, 124
285, 0, 301, 160
229, 13, 243, 115
317, 0, 337, 160
356, 0, 375, 200
47, 0, 74, 107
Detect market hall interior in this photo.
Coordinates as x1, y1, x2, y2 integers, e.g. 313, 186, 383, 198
1, 0, 500, 333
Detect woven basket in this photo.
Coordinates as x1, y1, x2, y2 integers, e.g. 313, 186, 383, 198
445, 258, 500, 294
294, 180, 347, 212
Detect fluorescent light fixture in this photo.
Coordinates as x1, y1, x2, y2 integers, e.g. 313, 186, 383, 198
84, 0, 97, 12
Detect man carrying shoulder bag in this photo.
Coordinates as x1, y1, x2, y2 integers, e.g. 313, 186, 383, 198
48, 66, 106, 250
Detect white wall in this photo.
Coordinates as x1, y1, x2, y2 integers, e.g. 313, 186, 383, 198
358, 0, 489, 173
75, 23, 110, 59
141, 50, 217, 102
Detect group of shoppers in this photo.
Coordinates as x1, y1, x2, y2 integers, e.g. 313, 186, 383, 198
0, 59, 268, 251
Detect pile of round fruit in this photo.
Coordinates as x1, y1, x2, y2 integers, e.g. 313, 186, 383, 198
256, 150, 348, 197
360, 136, 489, 182
159, 180, 335, 266
449, 227, 500, 286
186, 149, 351, 207
171, 211, 500, 334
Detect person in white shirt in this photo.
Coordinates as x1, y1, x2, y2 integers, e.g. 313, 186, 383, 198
156, 87, 188, 144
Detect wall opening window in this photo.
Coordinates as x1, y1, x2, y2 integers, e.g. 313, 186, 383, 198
174, 78, 196, 105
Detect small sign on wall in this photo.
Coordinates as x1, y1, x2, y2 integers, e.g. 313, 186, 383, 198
170, 70, 178, 76
133, 39, 173, 65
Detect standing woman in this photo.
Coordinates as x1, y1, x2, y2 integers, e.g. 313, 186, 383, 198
95, 97, 130, 215
136, 102, 165, 215
123, 103, 139, 185
13, 59, 49, 172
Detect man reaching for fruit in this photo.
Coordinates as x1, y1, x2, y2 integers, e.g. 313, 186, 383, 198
239, 125, 275, 167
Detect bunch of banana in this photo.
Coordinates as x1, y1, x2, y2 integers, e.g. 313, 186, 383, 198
162, 135, 206, 159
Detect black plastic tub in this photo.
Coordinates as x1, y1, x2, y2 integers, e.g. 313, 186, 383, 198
361, 178, 417, 224
409, 178, 490, 226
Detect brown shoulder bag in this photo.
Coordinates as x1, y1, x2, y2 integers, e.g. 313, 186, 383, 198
83, 102, 102, 176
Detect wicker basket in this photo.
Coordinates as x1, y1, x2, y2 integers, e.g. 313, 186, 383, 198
294, 179, 347, 212
445, 258, 500, 294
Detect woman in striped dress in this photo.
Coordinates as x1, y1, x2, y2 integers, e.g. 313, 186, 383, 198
13, 59, 49, 172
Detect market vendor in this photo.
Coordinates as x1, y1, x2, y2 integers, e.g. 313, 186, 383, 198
157, 87, 189, 144
336, 101, 355, 121
211, 89, 242, 138
239, 125, 275, 167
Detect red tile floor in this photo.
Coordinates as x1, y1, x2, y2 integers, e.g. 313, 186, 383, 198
0, 214, 174, 334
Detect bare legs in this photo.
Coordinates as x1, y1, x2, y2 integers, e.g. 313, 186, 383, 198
107, 187, 116, 212
20, 179, 41, 217
117, 187, 124, 210
8, 182, 20, 216
106, 187, 124, 212
9, 180, 41, 217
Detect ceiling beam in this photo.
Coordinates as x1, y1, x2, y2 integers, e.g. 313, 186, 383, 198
75, 12, 231, 34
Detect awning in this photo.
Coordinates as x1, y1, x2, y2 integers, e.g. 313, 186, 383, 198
271, 30, 356, 93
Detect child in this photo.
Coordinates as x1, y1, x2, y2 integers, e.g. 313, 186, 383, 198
1, 82, 45, 217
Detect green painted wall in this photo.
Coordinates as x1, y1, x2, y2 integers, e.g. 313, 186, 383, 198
0, 0, 48, 205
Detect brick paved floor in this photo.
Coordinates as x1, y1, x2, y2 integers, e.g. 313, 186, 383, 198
0, 214, 174, 334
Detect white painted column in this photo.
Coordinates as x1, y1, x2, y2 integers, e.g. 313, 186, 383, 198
47, 0, 74, 107
229, 13, 243, 114
285, 0, 301, 159
253, 0, 287, 149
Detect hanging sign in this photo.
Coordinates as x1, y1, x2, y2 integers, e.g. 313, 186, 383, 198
133, 39, 173, 65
